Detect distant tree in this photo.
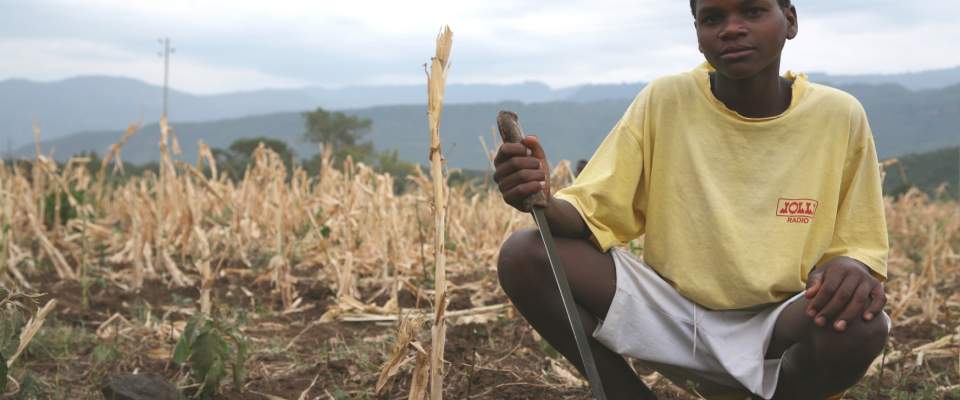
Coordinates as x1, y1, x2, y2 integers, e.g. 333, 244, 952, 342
302, 108, 372, 153
228, 137, 295, 167
302, 107, 378, 169
211, 137, 297, 180
376, 149, 416, 192
76, 150, 103, 176
575, 159, 589, 177
377, 149, 414, 176
210, 147, 242, 180
302, 141, 377, 175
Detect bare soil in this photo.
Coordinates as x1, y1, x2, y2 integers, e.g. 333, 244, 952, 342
9, 268, 958, 400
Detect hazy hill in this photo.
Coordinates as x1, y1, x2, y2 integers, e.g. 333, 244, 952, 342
0, 76, 315, 148
13, 82, 960, 171
562, 83, 646, 102
11, 100, 629, 171
3, 65, 959, 147
848, 83, 960, 157
808, 66, 960, 91
307, 81, 570, 109
0, 78, 572, 147
884, 146, 959, 199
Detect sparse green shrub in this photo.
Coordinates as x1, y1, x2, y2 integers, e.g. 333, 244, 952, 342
26, 322, 93, 360
0, 288, 43, 394
173, 314, 248, 399
42, 188, 85, 229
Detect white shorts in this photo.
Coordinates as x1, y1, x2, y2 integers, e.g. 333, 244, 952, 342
592, 247, 889, 399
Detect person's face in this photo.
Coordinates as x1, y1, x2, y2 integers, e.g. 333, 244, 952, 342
694, 0, 798, 79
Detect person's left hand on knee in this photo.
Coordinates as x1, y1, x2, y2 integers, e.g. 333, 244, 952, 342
804, 257, 886, 332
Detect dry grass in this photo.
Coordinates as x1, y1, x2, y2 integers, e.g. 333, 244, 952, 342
0, 121, 956, 398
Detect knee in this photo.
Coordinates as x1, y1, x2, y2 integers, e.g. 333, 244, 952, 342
814, 313, 889, 375
497, 229, 548, 298
838, 314, 888, 363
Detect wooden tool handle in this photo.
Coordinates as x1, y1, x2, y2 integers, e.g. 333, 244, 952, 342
497, 111, 548, 209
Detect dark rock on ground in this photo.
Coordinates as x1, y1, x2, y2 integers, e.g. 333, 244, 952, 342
102, 372, 178, 400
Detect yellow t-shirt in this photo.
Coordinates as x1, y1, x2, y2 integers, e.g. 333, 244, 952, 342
554, 63, 889, 310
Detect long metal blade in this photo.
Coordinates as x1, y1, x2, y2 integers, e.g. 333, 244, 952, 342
531, 207, 608, 400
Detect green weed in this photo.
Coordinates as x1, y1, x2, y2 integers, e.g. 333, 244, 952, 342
26, 321, 94, 360
173, 314, 248, 399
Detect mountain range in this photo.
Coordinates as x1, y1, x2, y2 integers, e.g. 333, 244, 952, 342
0, 77, 608, 147
3, 65, 959, 148
10, 82, 959, 171
807, 66, 960, 91
3, 66, 959, 170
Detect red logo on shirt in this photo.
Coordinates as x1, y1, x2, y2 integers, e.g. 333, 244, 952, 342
777, 198, 818, 224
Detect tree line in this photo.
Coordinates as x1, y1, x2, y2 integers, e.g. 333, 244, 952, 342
5, 108, 433, 193
211, 107, 418, 190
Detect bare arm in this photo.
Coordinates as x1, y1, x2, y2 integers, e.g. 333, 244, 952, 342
543, 197, 591, 239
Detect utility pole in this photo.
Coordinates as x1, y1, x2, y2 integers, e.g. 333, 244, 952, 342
157, 38, 175, 118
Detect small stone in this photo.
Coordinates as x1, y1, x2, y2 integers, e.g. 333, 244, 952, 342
102, 372, 178, 400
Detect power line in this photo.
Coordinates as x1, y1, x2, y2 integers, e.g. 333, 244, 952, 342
158, 38, 176, 118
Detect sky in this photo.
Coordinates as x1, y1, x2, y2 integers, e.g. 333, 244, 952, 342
1, 0, 958, 94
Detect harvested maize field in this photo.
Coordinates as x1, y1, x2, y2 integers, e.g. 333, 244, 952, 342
0, 116, 958, 399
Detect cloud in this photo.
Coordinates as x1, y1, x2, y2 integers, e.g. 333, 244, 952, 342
778, 0, 960, 74
2, 0, 958, 93
0, 38, 308, 94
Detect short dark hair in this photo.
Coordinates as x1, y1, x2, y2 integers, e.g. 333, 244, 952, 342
689, 0, 792, 17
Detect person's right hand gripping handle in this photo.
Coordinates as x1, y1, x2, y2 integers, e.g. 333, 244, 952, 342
492, 135, 592, 240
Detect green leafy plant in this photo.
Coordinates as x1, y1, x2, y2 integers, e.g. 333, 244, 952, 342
0, 287, 44, 395
173, 314, 249, 399
26, 322, 93, 360
330, 386, 350, 400
42, 188, 86, 229
0, 352, 6, 393
90, 342, 119, 365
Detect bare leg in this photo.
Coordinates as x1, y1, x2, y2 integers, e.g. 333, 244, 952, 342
498, 229, 656, 400
766, 297, 888, 400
